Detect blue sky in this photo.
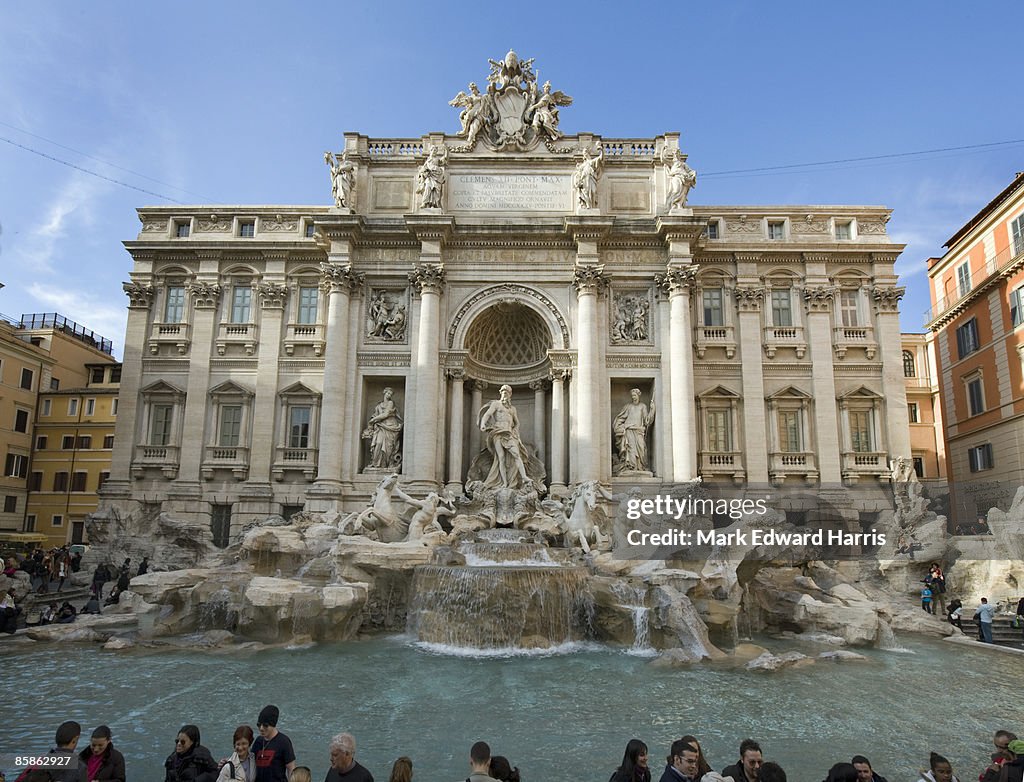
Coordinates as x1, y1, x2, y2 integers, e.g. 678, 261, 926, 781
2, 1, 1023, 356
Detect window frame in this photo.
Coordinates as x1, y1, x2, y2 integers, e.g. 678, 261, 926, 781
907, 402, 920, 424
956, 318, 980, 359
968, 443, 994, 472
297, 285, 319, 325
230, 285, 253, 324
902, 350, 917, 377
1011, 213, 1024, 257
965, 374, 985, 417
68, 398, 79, 417
956, 261, 972, 298
20, 367, 34, 390
767, 220, 786, 240
164, 285, 187, 324
702, 287, 725, 327
14, 408, 29, 433
1011, 285, 1024, 328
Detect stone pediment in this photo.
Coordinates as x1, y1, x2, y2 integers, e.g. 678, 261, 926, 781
280, 381, 320, 398
768, 385, 812, 400
208, 380, 253, 398
140, 379, 185, 397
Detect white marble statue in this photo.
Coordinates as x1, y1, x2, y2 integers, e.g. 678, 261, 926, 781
478, 384, 533, 490
449, 82, 493, 148
324, 150, 357, 210
527, 81, 572, 141
339, 473, 409, 542
416, 144, 448, 209
889, 456, 917, 484
362, 388, 403, 469
573, 148, 602, 210
560, 480, 613, 553
404, 492, 455, 542
663, 149, 697, 211
613, 388, 655, 474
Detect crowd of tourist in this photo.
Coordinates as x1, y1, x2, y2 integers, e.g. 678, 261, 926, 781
0, 555, 151, 634
5, 713, 1022, 782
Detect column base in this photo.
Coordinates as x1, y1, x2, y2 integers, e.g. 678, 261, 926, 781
305, 480, 342, 513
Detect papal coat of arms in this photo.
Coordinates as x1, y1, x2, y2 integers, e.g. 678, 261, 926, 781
449, 50, 573, 152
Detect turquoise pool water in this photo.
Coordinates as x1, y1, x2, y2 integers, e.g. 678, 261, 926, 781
0, 635, 1017, 781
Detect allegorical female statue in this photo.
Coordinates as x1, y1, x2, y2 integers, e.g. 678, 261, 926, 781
363, 388, 403, 469
612, 388, 655, 474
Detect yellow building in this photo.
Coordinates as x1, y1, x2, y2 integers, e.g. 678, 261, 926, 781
901, 332, 946, 483
27, 362, 121, 546
0, 315, 53, 534
0, 309, 117, 546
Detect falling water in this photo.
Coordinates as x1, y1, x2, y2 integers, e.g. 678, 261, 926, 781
875, 618, 912, 652
610, 581, 655, 656
197, 588, 238, 632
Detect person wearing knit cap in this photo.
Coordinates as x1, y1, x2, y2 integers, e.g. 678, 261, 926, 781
252, 705, 295, 782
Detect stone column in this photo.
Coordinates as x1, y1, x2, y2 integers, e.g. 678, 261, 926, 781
572, 265, 609, 481
803, 285, 842, 484
446, 368, 466, 494
107, 282, 154, 488
408, 263, 446, 486
312, 261, 363, 491
549, 369, 568, 495
530, 379, 546, 462
248, 279, 287, 484
177, 279, 221, 482
873, 285, 911, 459
469, 379, 487, 466
659, 266, 698, 482
734, 285, 769, 485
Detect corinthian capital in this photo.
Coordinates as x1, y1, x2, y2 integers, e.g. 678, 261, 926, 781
733, 286, 765, 312
408, 263, 447, 294
257, 282, 289, 309
187, 281, 222, 309
123, 282, 155, 309
803, 285, 838, 312
871, 285, 906, 313
655, 265, 697, 295
320, 262, 364, 294
572, 264, 609, 295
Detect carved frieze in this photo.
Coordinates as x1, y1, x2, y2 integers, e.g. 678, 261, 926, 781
858, 220, 887, 235
141, 219, 168, 233
123, 282, 155, 309
195, 217, 232, 233
260, 216, 299, 233
791, 215, 828, 234
730, 216, 762, 234
366, 288, 409, 343
610, 291, 651, 343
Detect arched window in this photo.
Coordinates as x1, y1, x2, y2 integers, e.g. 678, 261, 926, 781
903, 350, 916, 377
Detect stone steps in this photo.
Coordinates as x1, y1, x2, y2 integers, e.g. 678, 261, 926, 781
961, 616, 1024, 643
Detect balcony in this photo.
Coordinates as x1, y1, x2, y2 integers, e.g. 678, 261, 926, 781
148, 322, 191, 355
131, 444, 180, 479
284, 322, 325, 357
694, 325, 736, 359
762, 325, 806, 358
769, 451, 818, 484
832, 326, 877, 360
202, 445, 250, 481
841, 451, 889, 482
272, 446, 318, 482
699, 451, 745, 483
926, 240, 1024, 324
216, 322, 258, 356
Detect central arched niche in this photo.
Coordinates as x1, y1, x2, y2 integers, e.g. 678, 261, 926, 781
464, 301, 552, 382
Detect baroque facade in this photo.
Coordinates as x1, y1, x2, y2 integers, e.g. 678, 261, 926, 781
101, 52, 911, 539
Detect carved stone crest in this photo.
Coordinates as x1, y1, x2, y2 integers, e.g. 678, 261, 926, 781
449, 50, 572, 152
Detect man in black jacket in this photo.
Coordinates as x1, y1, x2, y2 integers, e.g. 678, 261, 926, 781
659, 740, 699, 782
16, 722, 87, 782
851, 755, 888, 782
721, 739, 763, 782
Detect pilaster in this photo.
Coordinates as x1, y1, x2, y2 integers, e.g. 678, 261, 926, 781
803, 284, 842, 484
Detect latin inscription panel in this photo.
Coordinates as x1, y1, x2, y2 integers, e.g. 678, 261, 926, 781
449, 174, 571, 212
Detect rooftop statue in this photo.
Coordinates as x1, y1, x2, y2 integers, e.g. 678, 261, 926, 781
449, 50, 572, 151
324, 150, 357, 210
663, 148, 697, 212
416, 144, 449, 209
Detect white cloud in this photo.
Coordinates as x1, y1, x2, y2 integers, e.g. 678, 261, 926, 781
14, 172, 110, 273
26, 282, 127, 358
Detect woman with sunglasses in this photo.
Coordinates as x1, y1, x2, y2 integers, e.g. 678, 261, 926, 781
165, 724, 219, 782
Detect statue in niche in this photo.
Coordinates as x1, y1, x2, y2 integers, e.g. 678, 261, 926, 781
479, 385, 532, 490
367, 291, 408, 341
449, 82, 494, 149
416, 144, 449, 209
613, 388, 656, 474
611, 295, 650, 343
324, 150, 357, 210
362, 388, 403, 470
527, 81, 573, 141
663, 148, 697, 211
573, 148, 603, 210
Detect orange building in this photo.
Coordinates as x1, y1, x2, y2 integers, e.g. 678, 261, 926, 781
926, 172, 1024, 525
901, 332, 946, 483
